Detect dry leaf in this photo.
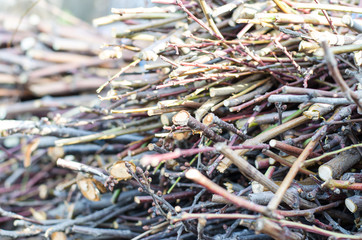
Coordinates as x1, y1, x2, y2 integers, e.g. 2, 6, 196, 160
108, 160, 136, 181
76, 174, 106, 201
29, 207, 47, 221
38, 184, 48, 199
51, 231, 67, 240
23, 138, 40, 168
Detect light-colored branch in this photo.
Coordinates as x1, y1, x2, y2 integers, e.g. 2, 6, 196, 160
56, 158, 108, 181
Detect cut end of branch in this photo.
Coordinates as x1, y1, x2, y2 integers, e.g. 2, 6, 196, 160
147, 143, 156, 151
134, 196, 141, 204
185, 168, 201, 181
345, 196, 362, 213
160, 113, 174, 126
202, 113, 214, 126
345, 198, 358, 213
209, 88, 216, 97
269, 139, 277, 148
77, 177, 103, 202
56, 158, 79, 172
56, 158, 66, 168
172, 110, 191, 126
48, 147, 65, 161
223, 99, 231, 107
318, 165, 332, 181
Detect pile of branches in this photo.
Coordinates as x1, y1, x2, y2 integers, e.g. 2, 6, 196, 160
0, 1, 126, 108
1, 0, 362, 239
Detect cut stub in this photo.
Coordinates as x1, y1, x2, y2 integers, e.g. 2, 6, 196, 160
345, 195, 362, 213
318, 149, 361, 181
172, 110, 190, 126
160, 112, 176, 126
109, 160, 136, 181
202, 113, 215, 126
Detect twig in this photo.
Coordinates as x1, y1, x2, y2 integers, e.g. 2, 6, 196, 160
96, 58, 141, 93
185, 168, 273, 217
267, 105, 351, 211
273, 218, 362, 239
172, 110, 227, 142
172, 212, 257, 223
203, 113, 248, 140
318, 148, 361, 181
72, 225, 137, 238
216, 143, 316, 209
56, 158, 108, 181
305, 142, 362, 165
322, 179, 362, 191
312, 0, 337, 34
321, 41, 362, 112
55, 121, 162, 146
262, 149, 315, 175
217, 103, 334, 172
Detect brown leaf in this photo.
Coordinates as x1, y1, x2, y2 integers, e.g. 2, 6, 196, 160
23, 138, 40, 168
51, 231, 67, 240
108, 160, 136, 181
29, 207, 47, 221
